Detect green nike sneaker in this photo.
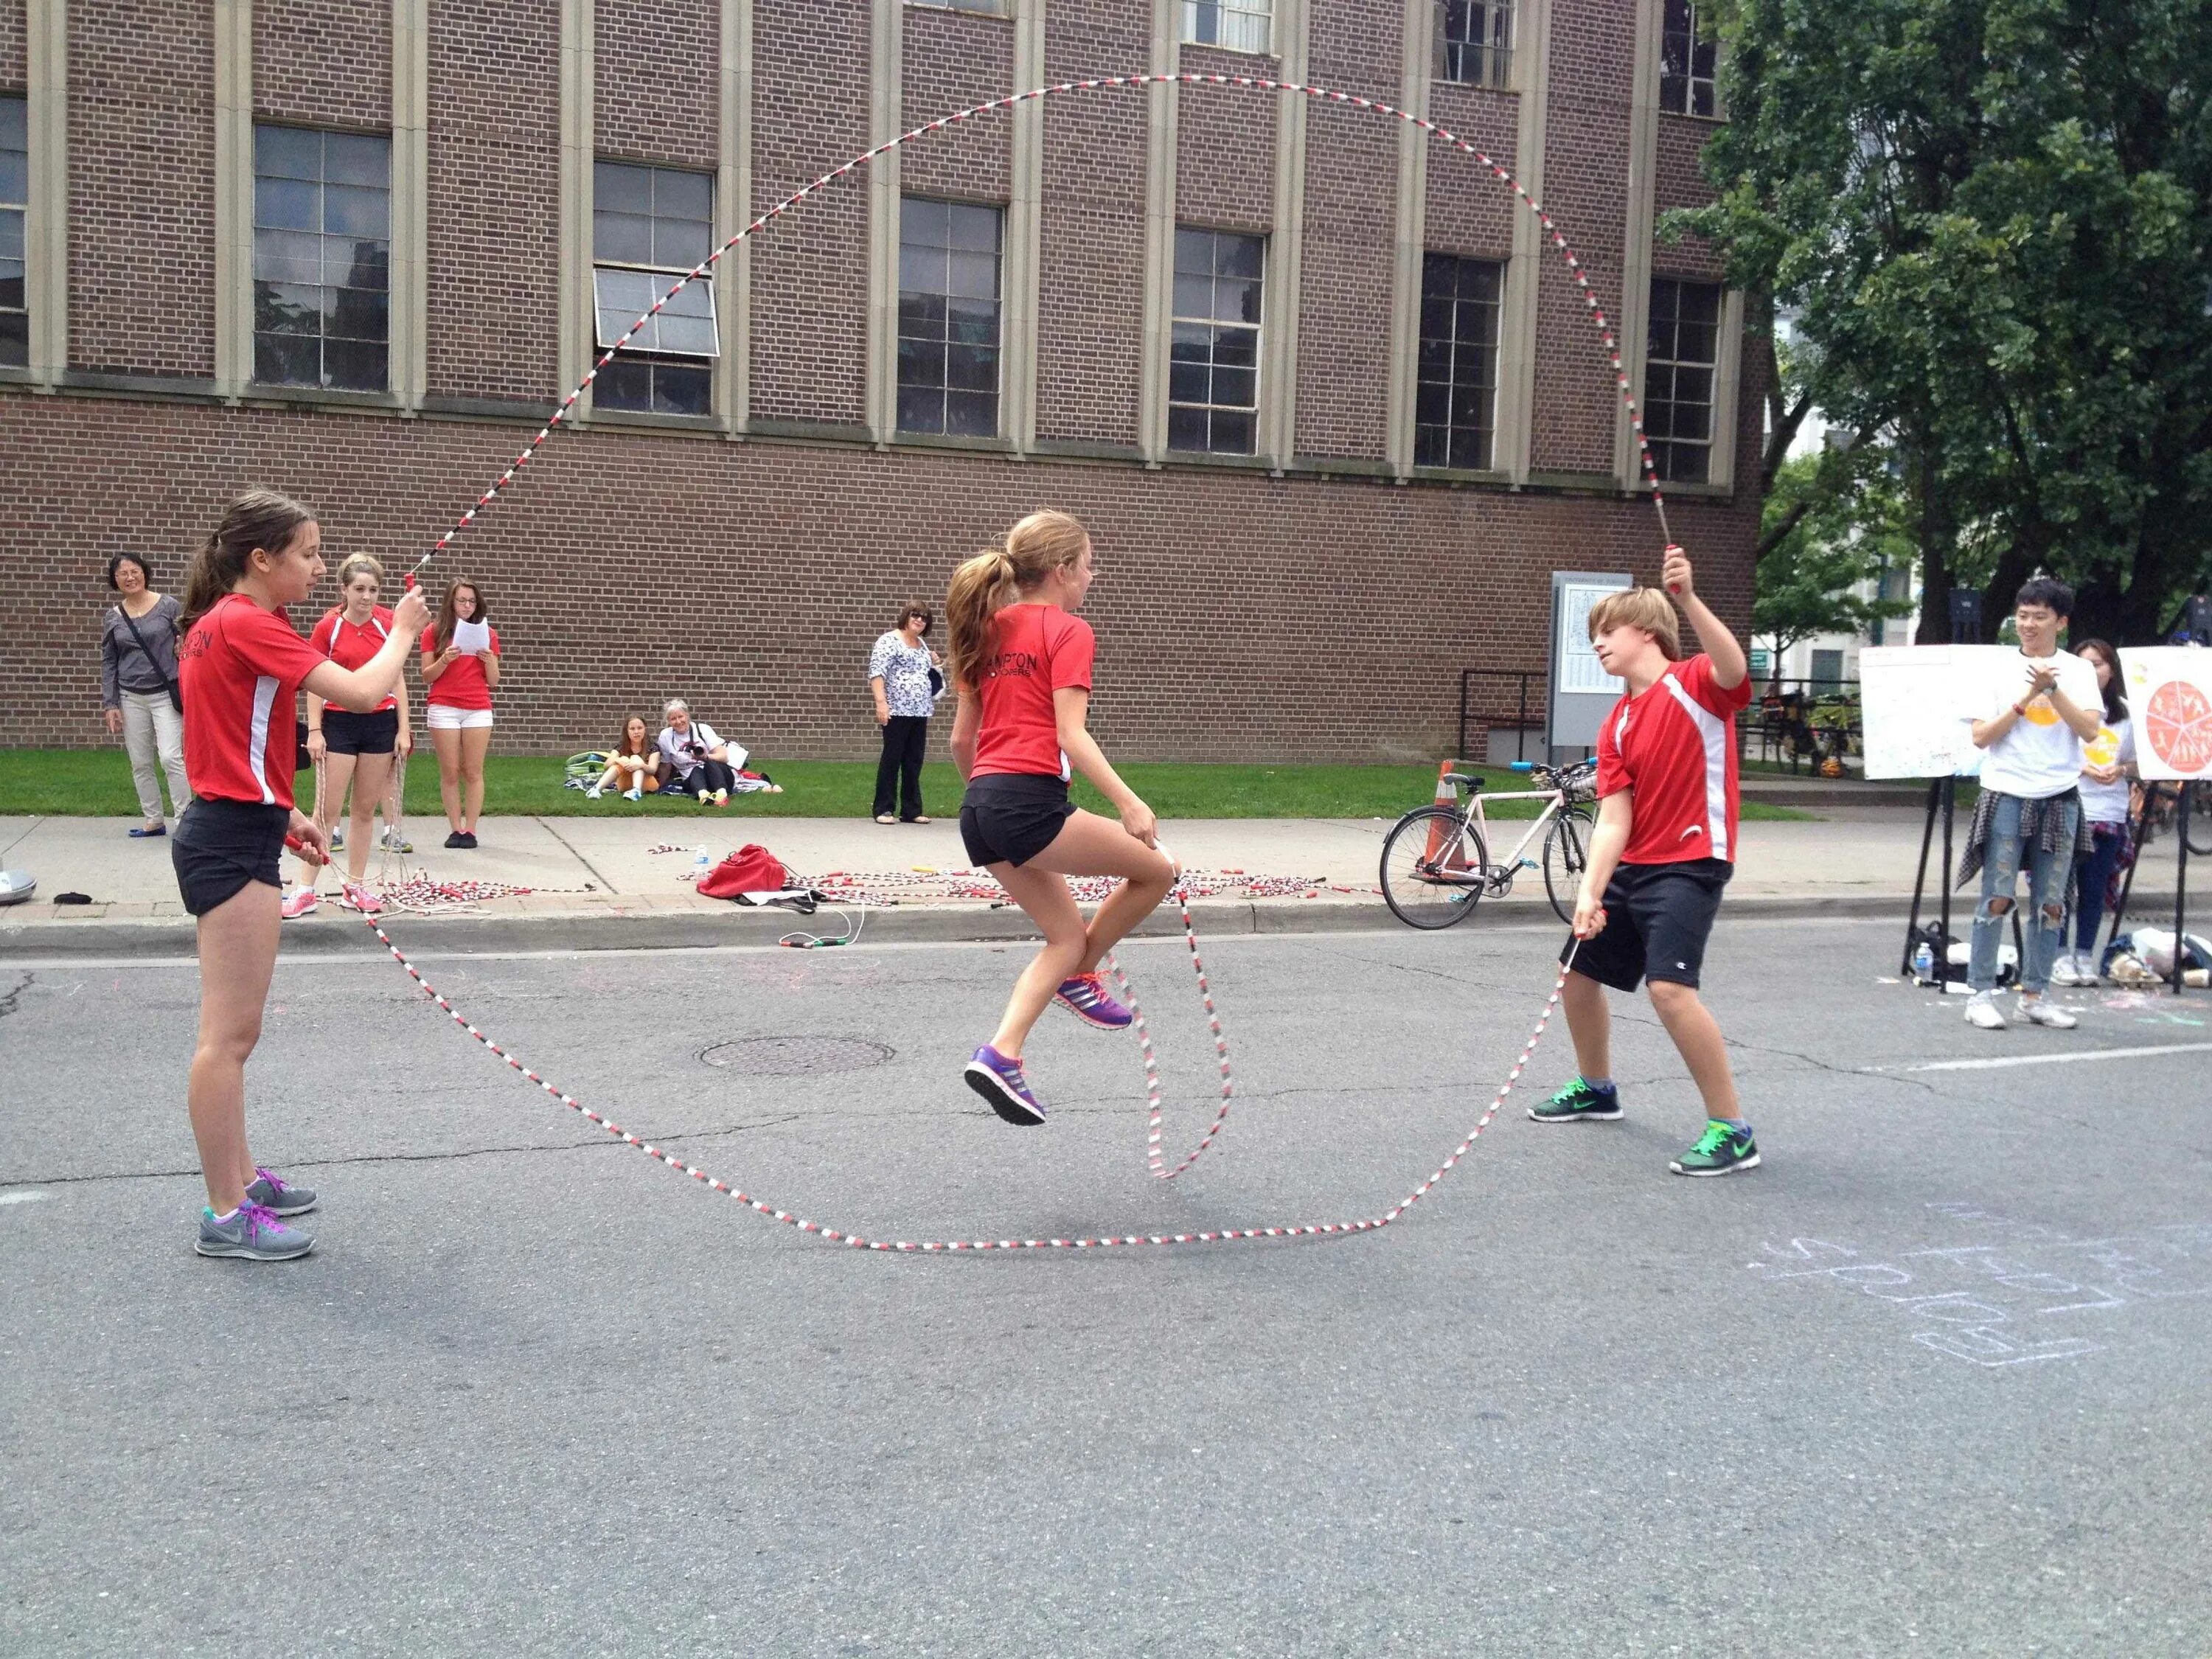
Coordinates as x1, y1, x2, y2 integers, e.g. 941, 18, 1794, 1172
1669, 1120, 1760, 1177
1529, 1077, 1623, 1123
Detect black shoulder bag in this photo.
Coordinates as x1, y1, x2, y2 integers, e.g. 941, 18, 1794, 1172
116, 604, 184, 714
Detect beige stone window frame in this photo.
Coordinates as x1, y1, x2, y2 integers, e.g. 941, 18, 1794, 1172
0, 94, 26, 371
1433, 0, 1514, 93
1180, 0, 1273, 56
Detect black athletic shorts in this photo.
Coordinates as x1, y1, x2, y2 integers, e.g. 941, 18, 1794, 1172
321, 707, 399, 756
1560, 858, 1733, 992
960, 773, 1074, 869
172, 798, 291, 917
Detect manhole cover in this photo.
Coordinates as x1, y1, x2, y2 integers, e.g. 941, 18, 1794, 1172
698, 1036, 896, 1077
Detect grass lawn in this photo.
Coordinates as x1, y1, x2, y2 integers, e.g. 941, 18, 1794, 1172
0, 749, 1814, 821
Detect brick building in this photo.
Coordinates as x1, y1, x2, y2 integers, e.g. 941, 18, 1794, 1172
0, 0, 1759, 761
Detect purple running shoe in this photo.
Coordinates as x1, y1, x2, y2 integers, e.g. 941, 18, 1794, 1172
1053, 971, 1133, 1031
244, 1166, 318, 1217
964, 1044, 1046, 1125
195, 1202, 315, 1262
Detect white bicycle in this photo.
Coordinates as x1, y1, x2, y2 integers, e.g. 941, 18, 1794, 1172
1380, 759, 1599, 930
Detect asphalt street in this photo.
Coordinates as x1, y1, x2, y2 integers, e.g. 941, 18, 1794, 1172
3, 915, 2208, 1656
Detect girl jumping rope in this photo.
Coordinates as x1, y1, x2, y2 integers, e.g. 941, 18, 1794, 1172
174, 490, 428, 1259
946, 510, 1179, 1124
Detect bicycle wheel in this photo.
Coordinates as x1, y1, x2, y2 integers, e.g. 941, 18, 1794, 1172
1543, 808, 1591, 925
1380, 807, 1489, 930
2188, 781, 2212, 857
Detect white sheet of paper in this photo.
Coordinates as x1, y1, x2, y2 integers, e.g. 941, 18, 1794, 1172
453, 618, 491, 655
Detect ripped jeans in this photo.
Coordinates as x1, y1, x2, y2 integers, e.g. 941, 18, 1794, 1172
1970, 791, 2078, 995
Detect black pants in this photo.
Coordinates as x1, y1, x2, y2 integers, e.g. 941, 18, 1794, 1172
873, 716, 928, 820
670, 757, 738, 797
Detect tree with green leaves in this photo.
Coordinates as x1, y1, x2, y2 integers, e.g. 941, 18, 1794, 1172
1755, 448, 1919, 663
1671, 0, 2212, 644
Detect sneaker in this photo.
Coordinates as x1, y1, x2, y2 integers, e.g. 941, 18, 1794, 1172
456, 831, 478, 849
700, 791, 717, 807
875, 814, 897, 825
586, 785, 602, 800
623, 787, 642, 801
279, 886, 319, 920
714, 789, 730, 807
195, 1203, 315, 1261
327, 826, 345, 851
444, 830, 467, 849
381, 828, 412, 853
243, 1166, 318, 1217
2019, 996, 2078, 1029
340, 881, 383, 917
1964, 990, 2007, 1030
2050, 953, 2086, 987
1529, 1077, 1623, 1122
1670, 1120, 1760, 1177
963, 1044, 1046, 1126
1054, 971, 1133, 1030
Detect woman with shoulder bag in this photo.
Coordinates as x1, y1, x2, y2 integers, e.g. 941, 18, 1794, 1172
100, 553, 193, 838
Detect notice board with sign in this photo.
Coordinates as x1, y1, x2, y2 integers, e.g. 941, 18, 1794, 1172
1546, 571, 1633, 753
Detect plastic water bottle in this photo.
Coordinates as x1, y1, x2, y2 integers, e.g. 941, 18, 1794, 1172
693, 846, 711, 883
1912, 942, 1935, 984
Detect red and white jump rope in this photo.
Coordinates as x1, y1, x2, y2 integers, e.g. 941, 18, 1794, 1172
355, 72, 1659, 1247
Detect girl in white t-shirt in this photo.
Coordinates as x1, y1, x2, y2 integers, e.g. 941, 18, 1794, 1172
2056, 639, 2137, 986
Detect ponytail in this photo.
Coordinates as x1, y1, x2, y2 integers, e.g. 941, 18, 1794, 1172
945, 549, 1020, 692
943, 509, 1093, 691
180, 489, 318, 631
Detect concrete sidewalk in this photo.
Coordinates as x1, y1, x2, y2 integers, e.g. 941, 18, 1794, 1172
0, 804, 2192, 955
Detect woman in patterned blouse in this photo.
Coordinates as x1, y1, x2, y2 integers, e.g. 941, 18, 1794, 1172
867, 601, 946, 824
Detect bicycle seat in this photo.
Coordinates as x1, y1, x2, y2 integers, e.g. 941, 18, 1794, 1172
1444, 771, 1485, 792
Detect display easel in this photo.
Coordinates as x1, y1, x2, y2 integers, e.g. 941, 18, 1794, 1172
1902, 774, 2024, 986
2105, 782, 2199, 996
1901, 776, 1963, 979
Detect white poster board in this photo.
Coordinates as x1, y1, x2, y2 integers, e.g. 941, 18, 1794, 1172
1858, 645, 2015, 780
2121, 645, 2212, 781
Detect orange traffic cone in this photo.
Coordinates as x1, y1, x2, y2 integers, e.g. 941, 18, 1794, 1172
1423, 759, 1470, 871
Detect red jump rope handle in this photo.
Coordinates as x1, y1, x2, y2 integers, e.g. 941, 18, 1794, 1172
285, 832, 324, 866
1663, 543, 1684, 595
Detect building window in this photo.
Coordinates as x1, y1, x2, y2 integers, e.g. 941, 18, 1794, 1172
1644, 277, 1721, 484
593, 161, 717, 417
1414, 254, 1503, 471
1436, 1, 1514, 90
897, 198, 1002, 438
1809, 647, 1845, 689
1169, 228, 1264, 456
1660, 0, 1717, 118
0, 97, 26, 370
252, 125, 391, 392
1181, 0, 1271, 55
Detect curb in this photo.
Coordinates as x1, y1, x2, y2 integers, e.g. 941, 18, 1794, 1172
1, 891, 2186, 959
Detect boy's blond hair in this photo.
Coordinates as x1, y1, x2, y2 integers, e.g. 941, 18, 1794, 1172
1586, 586, 1682, 660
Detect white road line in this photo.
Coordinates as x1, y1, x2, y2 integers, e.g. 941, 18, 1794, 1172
0, 1190, 52, 1206
1900, 1040, 2212, 1074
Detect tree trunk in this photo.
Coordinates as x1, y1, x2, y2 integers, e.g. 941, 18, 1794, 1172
1911, 434, 1955, 643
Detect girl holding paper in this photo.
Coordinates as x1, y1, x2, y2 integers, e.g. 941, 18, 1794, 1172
421, 579, 501, 849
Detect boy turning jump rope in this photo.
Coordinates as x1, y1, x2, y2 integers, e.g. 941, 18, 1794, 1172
1533, 546, 1760, 1176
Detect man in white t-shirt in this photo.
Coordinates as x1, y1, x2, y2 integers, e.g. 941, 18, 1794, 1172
1961, 577, 2101, 1030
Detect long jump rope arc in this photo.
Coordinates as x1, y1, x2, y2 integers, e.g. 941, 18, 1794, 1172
361, 71, 1666, 1250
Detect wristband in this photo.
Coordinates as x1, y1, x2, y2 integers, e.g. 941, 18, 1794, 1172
2011, 702, 2028, 717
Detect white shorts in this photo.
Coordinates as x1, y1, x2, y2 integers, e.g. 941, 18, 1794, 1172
425, 705, 494, 731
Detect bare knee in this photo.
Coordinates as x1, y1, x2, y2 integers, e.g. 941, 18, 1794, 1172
196, 1015, 264, 1066
1980, 896, 2013, 919
1647, 979, 1701, 1020
2039, 901, 2065, 929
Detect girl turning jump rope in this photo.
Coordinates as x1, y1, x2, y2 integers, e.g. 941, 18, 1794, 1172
174, 490, 429, 1260
946, 511, 1178, 1124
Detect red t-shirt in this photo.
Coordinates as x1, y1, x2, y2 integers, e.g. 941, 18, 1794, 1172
1596, 652, 1755, 866
310, 605, 399, 712
970, 604, 1096, 781
179, 594, 327, 808
421, 624, 501, 709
